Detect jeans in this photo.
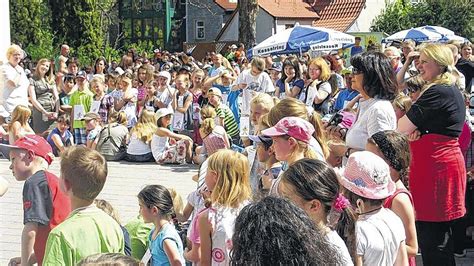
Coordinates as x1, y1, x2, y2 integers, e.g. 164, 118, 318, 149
416, 220, 457, 266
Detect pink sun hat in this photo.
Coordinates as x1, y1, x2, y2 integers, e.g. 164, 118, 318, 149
261, 116, 314, 143
338, 151, 395, 200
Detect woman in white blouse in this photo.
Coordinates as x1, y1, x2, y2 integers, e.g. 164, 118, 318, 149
1, 44, 30, 123
330, 52, 398, 159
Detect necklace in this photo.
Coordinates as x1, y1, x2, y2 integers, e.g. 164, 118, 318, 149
358, 206, 382, 216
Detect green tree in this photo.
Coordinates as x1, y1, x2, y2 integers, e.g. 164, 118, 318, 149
371, 0, 473, 40
47, 0, 119, 67
9, 0, 55, 60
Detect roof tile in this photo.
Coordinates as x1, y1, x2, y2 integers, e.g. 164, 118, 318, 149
214, 0, 237, 11
258, 0, 320, 19
311, 0, 366, 31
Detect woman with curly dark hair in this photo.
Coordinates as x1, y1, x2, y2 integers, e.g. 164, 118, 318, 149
278, 158, 356, 265
230, 196, 342, 265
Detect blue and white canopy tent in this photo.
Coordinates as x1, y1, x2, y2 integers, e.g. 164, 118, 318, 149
384, 27, 443, 42
383, 25, 468, 43
248, 24, 355, 58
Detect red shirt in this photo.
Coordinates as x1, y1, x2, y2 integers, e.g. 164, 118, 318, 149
23, 170, 71, 265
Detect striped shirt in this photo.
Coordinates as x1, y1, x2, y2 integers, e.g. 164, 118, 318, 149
216, 103, 239, 137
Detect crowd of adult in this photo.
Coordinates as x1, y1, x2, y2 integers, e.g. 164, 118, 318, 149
1, 38, 474, 265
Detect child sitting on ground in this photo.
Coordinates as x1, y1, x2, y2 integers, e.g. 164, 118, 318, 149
43, 146, 125, 265
125, 109, 157, 162
3, 135, 71, 266
193, 106, 230, 164
47, 114, 74, 156
83, 112, 103, 150
151, 108, 193, 164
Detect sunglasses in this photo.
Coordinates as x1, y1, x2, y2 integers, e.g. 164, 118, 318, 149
352, 67, 363, 75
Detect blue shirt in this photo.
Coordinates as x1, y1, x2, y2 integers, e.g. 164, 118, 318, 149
47, 127, 73, 156
276, 78, 305, 98
149, 223, 185, 266
334, 88, 359, 111
351, 46, 364, 56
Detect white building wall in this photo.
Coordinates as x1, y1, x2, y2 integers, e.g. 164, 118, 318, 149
347, 0, 395, 32
0, 0, 11, 62
275, 19, 313, 33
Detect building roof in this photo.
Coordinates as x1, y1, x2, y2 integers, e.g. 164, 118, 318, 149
311, 0, 366, 32
214, 0, 237, 11
259, 0, 320, 19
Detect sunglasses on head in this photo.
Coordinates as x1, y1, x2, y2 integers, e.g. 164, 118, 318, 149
352, 67, 363, 75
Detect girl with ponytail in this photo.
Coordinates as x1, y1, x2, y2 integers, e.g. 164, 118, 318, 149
278, 158, 356, 265
138, 185, 185, 265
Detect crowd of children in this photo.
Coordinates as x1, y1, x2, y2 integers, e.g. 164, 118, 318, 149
0, 40, 473, 265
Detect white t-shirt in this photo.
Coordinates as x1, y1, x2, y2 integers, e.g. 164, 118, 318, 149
301, 81, 331, 107
356, 208, 406, 266
121, 88, 138, 128
327, 230, 354, 266
126, 133, 151, 155
345, 98, 396, 151
0, 63, 29, 117
150, 134, 169, 160
236, 69, 274, 115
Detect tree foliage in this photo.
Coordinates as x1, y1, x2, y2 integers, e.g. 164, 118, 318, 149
371, 0, 474, 40
9, 0, 55, 60
10, 0, 120, 64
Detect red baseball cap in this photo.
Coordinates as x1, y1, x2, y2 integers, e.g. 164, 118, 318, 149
0, 135, 54, 165
261, 117, 315, 143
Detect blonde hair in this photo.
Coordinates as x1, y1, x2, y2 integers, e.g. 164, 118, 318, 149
268, 98, 329, 158
60, 146, 108, 201
250, 93, 279, 113
200, 105, 217, 120
94, 199, 121, 224
251, 57, 266, 72
420, 44, 454, 89
6, 44, 23, 59
109, 111, 128, 126
90, 76, 106, 87
207, 150, 252, 208
393, 94, 413, 112
168, 188, 184, 215
10, 105, 31, 128
200, 118, 216, 138
130, 110, 157, 144
308, 57, 331, 81
258, 113, 272, 130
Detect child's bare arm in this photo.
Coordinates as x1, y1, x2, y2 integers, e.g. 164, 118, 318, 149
163, 239, 184, 266
199, 211, 212, 266
21, 222, 38, 265
184, 242, 201, 263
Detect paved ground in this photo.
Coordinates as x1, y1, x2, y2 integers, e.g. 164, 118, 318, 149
0, 159, 198, 265
1, 158, 474, 265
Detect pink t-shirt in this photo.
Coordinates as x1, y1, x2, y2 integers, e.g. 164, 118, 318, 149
189, 208, 208, 244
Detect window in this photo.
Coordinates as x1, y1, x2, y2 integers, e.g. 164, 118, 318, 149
285, 24, 294, 29
196, 20, 205, 40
